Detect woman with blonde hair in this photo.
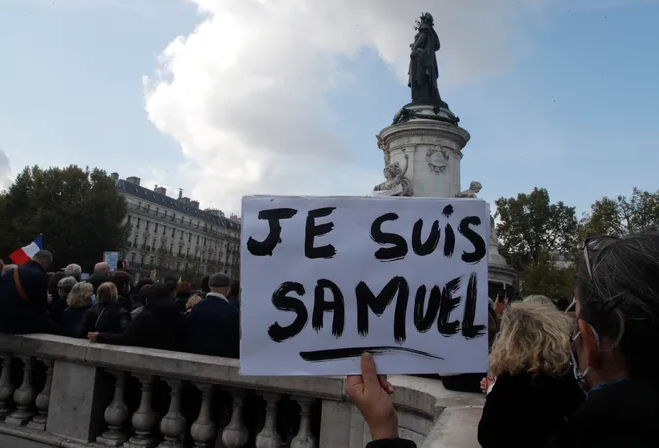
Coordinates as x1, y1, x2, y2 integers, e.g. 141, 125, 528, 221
59, 282, 93, 337
185, 294, 202, 313
477, 303, 584, 448
80, 282, 131, 335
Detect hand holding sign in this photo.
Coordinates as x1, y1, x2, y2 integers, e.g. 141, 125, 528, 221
240, 196, 490, 376
346, 353, 397, 441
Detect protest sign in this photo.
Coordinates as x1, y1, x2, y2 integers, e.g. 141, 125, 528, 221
240, 196, 490, 376
103, 251, 119, 272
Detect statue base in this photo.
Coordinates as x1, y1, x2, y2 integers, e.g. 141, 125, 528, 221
377, 105, 470, 198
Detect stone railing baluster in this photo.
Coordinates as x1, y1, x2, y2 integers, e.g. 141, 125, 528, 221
190, 383, 216, 448
5, 356, 36, 426
126, 374, 158, 448
255, 393, 281, 448
0, 354, 15, 420
158, 379, 186, 447
221, 389, 249, 448
97, 371, 130, 446
291, 397, 317, 448
26, 358, 54, 431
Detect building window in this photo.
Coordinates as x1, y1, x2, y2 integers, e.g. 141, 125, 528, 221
188, 233, 192, 243
163, 225, 167, 235
136, 217, 141, 228
146, 220, 150, 231
172, 227, 176, 237
126, 215, 132, 225
196, 235, 200, 244
154, 223, 158, 233
152, 237, 156, 249
130, 253, 136, 264
150, 256, 154, 266
146, 204, 150, 211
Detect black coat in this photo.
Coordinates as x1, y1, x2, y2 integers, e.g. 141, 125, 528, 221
478, 372, 584, 448
48, 294, 68, 324
0, 261, 57, 334
81, 302, 131, 335
97, 301, 184, 351
548, 380, 659, 448
59, 306, 90, 338
365, 439, 416, 448
184, 294, 239, 358
86, 273, 111, 293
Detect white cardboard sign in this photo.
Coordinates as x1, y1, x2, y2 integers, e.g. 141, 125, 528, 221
240, 196, 490, 376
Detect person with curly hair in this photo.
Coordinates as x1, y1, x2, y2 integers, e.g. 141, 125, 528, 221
477, 303, 584, 448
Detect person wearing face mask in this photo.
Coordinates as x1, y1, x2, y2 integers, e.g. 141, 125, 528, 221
548, 233, 659, 447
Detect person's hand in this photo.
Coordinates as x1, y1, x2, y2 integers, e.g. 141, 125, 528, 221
346, 353, 397, 441
47, 293, 53, 305
87, 332, 99, 342
480, 376, 496, 393
480, 377, 489, 393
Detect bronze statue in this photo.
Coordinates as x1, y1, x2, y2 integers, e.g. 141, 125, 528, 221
408, 13, 444, 108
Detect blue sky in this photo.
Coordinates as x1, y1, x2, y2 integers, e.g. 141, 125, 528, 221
1, 0, 657, 216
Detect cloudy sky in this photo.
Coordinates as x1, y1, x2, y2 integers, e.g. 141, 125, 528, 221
1, 0, 658, 216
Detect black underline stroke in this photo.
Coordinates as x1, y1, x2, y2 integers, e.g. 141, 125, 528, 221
299, 346, 444, 362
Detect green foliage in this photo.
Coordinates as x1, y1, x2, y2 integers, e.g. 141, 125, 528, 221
0, 165, 127, 272
581, 187, 659, 238
495, 187, 578, 272
519, 251, 575, 299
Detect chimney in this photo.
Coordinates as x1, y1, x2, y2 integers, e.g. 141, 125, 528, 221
154, 186, 167, 196
110, 172, 119, 182
181, 197, 190, 205
230, 214, 239, 222
126, 176, 141, 186
178, 189, 183, 200
190, 200, 199, 209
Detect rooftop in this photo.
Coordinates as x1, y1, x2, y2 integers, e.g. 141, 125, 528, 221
115, 178, 240, 231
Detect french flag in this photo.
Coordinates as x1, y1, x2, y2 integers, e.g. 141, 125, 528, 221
9, 235, 43, 266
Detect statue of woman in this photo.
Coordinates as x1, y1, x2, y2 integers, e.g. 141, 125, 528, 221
408, 13, 443, 107
372, 154, 412, 196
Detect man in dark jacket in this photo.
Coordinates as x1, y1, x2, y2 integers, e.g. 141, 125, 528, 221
86, 262, 111, 293
184, 272, 239, 358
0, 250, 58, 334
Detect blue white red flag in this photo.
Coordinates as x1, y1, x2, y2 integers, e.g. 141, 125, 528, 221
9, 235, 43, 266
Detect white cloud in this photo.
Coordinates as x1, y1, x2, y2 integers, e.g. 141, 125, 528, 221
144, 0, 545, 213
0, 150, 11, 191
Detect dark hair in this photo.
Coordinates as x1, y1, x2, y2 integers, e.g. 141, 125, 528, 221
230, 279, 240, 298
147, 283, 177, 310
165, 280, 177, 292
201, 275, 210, 293
48, 271, 66, 295
577, 232, 659, 380
176, 282, 191, 298
135, 278, 155, 291
111, 271, 133, 294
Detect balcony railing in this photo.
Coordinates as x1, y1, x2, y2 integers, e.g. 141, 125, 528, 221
0, 334, 483, 448
127, 204, 240, 244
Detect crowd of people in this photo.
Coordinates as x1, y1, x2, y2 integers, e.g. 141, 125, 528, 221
0, 256, 239, 358
351, 231, 659, 447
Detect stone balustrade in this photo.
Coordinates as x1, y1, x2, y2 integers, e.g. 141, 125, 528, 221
0, 334, 483, 448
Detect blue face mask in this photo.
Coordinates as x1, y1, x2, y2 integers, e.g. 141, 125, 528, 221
91, 294, 96, 304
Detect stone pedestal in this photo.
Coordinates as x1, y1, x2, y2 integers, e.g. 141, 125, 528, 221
374, 103, 517, 295
377, 104, 470, 199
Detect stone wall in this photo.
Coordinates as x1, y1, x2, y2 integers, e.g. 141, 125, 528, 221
0, 334, 484, 447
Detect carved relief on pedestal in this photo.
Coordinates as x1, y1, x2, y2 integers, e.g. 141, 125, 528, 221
426, 146, 450, 174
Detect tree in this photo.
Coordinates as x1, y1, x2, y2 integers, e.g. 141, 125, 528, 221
582, 187, 659, 238
0, 165, 128, 272
495, 187, 578, 272
519, 251, 575, 299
